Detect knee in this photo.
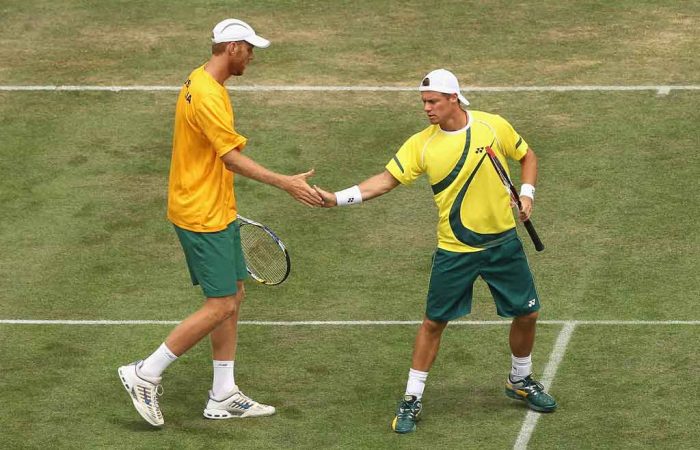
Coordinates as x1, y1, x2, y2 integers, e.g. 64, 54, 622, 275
208, 295, 241, 321
421, 318, 448, 336
515, 311, 539, 325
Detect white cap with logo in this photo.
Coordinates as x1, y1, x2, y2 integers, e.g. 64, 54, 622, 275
419, 69, 469, 106
211, 19, 270, 48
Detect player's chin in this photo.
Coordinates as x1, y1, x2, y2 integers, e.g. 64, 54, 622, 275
230, 64, 246, 76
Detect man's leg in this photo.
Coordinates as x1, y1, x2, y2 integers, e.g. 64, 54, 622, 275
209, 282, 244, 398
510, 311, 538, 358
479, 238, 557, 413
411, 317, 449, 371
392, 317, 448, 434
164, 294, 240, 357
505, 310, 557, 412
118, 294, 239, 426
203, 281, 276, 419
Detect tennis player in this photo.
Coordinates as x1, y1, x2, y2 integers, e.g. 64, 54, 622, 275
314, 69, 557, 434
117, 18, 323, 427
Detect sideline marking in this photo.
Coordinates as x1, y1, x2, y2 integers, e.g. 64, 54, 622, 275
0, 319, 698, 325
0, 85, 698, 93
513, 321, 577, 450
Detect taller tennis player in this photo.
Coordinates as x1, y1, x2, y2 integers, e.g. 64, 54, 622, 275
117, 18, 322, 427
314, 69, 557, 434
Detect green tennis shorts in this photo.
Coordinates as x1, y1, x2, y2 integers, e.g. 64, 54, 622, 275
174, 220, 249, 298
426, 237, 540, 321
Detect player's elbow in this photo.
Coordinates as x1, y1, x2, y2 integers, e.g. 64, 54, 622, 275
522, 148, 537, 163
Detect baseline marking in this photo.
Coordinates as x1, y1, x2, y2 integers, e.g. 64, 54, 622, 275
513, 321, 577, 450
0, 319, 698, 325
0, 85, 698, 95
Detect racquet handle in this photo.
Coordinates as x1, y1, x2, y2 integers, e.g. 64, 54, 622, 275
523, 219, 544, 252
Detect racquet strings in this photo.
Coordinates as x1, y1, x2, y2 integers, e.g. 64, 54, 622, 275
239, 224, 288, 284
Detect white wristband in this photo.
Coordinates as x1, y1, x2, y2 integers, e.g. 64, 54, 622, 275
520, 183, 535, 200
334, 185, 362, 206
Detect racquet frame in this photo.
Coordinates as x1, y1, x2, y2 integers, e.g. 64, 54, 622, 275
237, 215, 291, 285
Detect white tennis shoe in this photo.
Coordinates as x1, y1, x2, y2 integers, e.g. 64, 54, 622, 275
203, 387, 276, 419
117, 361, 164, 426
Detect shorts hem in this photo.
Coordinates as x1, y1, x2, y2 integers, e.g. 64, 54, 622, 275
202, 289, 239, 298
426, 311, 470, 322
496, 305, 541, 318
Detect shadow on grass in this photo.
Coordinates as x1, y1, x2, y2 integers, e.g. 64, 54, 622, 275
114, 418, 164, 433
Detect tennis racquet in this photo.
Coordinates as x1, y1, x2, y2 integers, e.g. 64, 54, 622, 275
237, 215, 291, 285
484, 146, 545, 252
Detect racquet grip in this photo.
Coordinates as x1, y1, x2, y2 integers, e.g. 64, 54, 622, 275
523, 220, 545, 252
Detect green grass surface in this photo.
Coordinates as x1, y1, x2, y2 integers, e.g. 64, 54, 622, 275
1, 0, 698, 85
0, 0, 698, 448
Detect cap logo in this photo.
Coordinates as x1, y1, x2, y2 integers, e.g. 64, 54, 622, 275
422, 77, 430, 86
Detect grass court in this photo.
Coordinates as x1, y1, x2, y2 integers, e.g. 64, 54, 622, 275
1, 1, 698, 448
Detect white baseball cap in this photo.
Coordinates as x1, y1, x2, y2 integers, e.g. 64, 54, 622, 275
211, 19, 270, 48
418, 69, 469, 106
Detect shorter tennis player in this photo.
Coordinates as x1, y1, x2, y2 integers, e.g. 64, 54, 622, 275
314, 69, 557, 434
117, 19, 322, 427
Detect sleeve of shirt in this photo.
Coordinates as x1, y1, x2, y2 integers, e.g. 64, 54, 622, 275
385, 134, 424, 185
494, 115, 529, 161
197, 93, 248, 157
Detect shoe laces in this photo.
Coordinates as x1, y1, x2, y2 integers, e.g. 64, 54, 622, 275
397, 398, 419, 418
519, 376, 545, 395
228, 390, 257, 409
138, 383, 164, 409
236, 390, 252, 402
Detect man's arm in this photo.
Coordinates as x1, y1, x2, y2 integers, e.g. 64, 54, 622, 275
518, 148, 538, 221
221, 148, 323, 207
313, 170, 400, 207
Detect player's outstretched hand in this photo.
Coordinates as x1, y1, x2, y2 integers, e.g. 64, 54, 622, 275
313, 185, 337, 208
284, 169, 324, 207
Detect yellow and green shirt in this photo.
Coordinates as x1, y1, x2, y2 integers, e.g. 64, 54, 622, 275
386, 110, 529, 252
167, 65, 247, 232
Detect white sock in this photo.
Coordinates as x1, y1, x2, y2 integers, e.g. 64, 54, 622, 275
405, 368, 429, 399
212, 360, 236, 399
140, 343, 178, 379
510, 354, 532, 381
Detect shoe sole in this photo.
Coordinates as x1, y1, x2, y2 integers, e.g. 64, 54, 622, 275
505, 388, 557, 413
118, 367, 164, 427
203, 408, 276, 420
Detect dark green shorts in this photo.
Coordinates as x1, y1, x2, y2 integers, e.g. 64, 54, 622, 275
174, 220, 249, 298
426, 237, 540, 321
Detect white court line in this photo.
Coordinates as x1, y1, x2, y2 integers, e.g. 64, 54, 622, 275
0, 85, 698, 94
513, 321, 577, 450
0, 319, 699, 325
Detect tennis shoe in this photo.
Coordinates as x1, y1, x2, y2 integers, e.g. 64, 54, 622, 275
391, 394, 422, 434
203, 387, 276, 419
505, 375, 557, 412
117, 361, 164, 426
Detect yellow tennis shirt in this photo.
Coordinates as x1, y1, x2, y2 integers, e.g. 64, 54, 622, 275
167, 65, 248, 232
386, 110, 529, 252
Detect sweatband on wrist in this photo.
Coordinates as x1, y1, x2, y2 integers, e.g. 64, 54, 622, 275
334, 185, 362, 206
520, 183, 535, 200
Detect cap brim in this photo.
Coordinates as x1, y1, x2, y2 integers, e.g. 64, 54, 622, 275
458, 93, 470, 106
245, 34, 270, 48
